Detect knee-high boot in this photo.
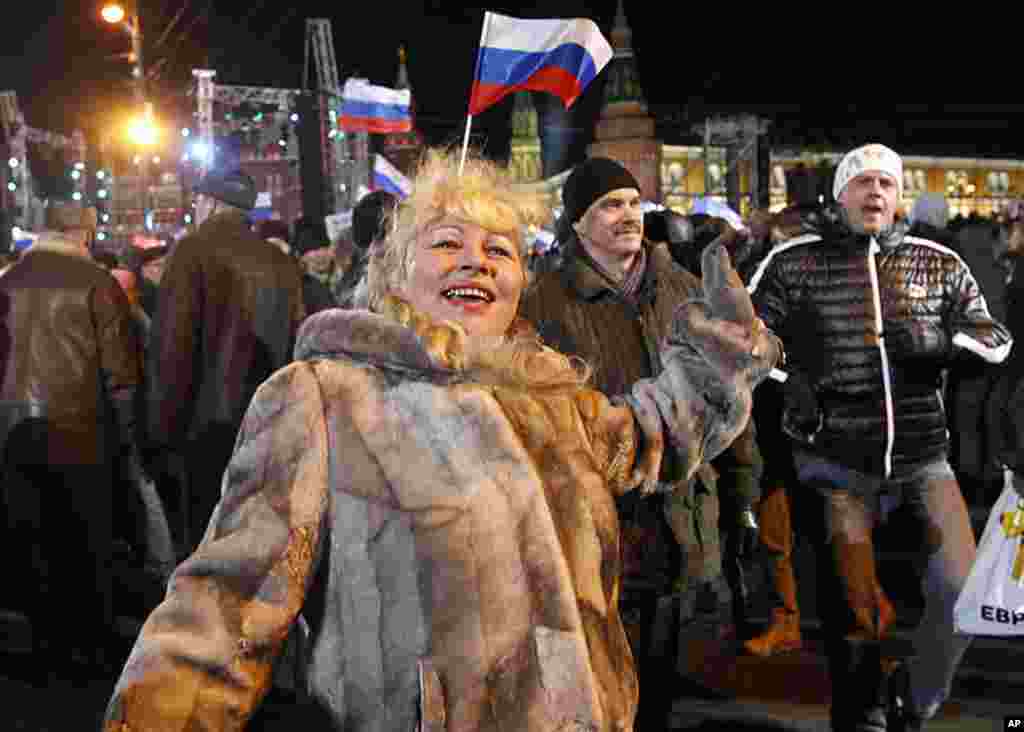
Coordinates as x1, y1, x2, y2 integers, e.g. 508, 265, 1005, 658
743, 481, 803, 656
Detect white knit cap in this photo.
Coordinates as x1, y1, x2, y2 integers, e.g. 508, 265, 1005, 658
833, 143, 903, 201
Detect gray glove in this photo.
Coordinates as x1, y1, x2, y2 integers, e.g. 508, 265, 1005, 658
626, 243, 781, 492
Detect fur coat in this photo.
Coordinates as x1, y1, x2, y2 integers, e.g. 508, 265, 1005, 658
104, 246, 778, 732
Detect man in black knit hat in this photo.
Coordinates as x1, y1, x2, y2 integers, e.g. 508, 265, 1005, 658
520, 156, 756, 728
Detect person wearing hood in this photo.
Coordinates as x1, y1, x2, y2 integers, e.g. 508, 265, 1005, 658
749, 144, 1012, 732
102, 149, 781, 732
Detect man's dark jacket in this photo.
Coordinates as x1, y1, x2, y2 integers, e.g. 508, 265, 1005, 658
749, 216, 1012, 478
147, 210, 306, 456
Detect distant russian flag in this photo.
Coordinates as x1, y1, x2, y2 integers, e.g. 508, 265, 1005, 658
373, 154, 411, 199
338, 79, 412, 134
468, 12, 613, 116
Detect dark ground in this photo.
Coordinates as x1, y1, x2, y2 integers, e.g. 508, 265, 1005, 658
1, 507, 1022, 731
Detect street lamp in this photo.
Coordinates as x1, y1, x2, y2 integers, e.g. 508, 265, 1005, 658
101, 3, 144, 104
102, 2, 152, 233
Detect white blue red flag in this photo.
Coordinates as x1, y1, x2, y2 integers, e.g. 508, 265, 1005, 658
373, 154, 411, 199
338, 79, 412, 134
468, 12, 613, 116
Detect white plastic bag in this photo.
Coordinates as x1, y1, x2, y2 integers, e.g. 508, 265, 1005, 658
954, 474, 1024, 636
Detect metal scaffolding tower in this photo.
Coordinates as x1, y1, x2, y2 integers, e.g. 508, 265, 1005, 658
305, 18, 365, 213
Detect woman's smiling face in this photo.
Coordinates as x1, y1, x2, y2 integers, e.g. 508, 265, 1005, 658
401, 216, 525, 338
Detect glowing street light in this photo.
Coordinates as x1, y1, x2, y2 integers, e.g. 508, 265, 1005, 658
190, 142, 212, 164
127, 115, 159, 146
101, 3, 126, 25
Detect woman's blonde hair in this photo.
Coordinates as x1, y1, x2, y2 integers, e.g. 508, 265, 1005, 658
366, 148, 549, 312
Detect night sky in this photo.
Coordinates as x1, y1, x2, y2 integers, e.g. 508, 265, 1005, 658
5, 2, 1024, 166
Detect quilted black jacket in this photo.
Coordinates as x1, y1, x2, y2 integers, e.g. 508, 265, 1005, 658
749, 215, 1012, 478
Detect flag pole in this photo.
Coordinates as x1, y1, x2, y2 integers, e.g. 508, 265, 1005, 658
460, 11, 493, 175
458, 115, 474, 176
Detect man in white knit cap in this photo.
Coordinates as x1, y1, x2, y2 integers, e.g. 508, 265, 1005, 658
748, 143, 1012, 732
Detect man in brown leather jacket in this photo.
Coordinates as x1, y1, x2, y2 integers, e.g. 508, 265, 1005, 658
0, 202, 143, 681
146, 170, 306, 556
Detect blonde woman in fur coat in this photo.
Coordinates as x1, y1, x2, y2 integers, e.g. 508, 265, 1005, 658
103, 150, 780, 732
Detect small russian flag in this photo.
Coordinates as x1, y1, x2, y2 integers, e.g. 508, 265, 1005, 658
468, 12, 613, 117
338, 79, 412, 134
373, 154, 411, 199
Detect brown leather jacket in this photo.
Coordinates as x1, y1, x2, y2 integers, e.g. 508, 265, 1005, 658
146, 211, 306, 454
0, 234, 141, 465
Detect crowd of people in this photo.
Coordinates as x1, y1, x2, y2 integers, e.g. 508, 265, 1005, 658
0, 141, 1021, 732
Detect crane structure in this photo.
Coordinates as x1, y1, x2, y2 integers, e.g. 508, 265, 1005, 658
305, 18, 368, 213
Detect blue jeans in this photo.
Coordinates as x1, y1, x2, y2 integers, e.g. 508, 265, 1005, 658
794, 451, 977, 720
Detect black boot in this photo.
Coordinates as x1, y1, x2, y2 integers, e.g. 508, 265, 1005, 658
829, 638, 888, 732
887, 662, 925, 732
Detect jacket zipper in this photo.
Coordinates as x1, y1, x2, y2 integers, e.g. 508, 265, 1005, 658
867, 237, 895, 478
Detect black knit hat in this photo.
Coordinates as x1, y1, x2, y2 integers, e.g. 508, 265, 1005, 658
195, 170, 257, 211
561, 157, 640, 235
353, 190, 398, 250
